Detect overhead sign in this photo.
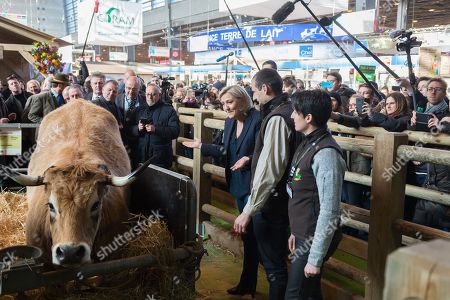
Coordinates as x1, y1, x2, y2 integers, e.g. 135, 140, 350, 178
149, 47, 170, 57
356, 65, 376, 83
332, 9, 376, 36
78, 0, 143, 46
188, 24, 333, 52
109, 51, 128, 61
419, 47, 441, 77
299, 45, 313, 58
0, 13, 27, 26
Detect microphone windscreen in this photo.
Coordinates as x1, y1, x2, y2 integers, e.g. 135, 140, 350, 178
389, 29, 404, 39
319, 17, 333, 27
272, 2, 295, 25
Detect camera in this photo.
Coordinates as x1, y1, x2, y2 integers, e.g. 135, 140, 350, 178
391, 30, 422, 52
140, 118, 152, 125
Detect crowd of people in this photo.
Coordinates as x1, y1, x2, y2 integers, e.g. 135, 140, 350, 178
1, 59, 449, 299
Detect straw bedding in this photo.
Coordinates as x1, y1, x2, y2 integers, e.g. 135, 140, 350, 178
0, 192, 194, 300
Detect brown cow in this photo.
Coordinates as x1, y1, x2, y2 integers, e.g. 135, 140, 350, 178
2, 99, 152, 266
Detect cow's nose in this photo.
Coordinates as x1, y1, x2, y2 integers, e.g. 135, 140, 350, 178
55, 244, 87, 265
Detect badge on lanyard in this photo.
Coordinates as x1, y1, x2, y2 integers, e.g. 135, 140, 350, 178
293, 168, 302, 181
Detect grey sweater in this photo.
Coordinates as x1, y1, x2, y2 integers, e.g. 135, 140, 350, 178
308, 148, 346, 267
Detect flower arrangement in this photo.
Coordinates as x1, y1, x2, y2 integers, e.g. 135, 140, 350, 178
30, 41, 65, 75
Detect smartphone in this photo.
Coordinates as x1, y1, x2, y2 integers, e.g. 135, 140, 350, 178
392, 86, 401, 92
356, 97, 365, 114
415, 112, 431, 131
416, 112, 432, 124
321, 81, 333, 89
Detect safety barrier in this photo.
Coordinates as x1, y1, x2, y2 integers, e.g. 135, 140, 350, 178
172, 104, 450, 300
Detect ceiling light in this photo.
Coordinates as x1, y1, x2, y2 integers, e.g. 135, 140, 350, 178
412, 20, 418, 23
428, 9, 435, 12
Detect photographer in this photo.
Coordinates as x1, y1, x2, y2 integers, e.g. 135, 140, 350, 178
133, 84, 180, 169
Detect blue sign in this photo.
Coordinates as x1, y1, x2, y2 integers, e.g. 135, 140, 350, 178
354, 40, 369, 53
299, 45, 313, 57
191, 24, 333, 47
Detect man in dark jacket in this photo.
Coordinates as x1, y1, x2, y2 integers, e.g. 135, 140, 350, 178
234, 68, 300, 299
116, 76, 146, 168
92, 80, 124, 127
410, 78, 450, 230
133, 83, 179, 169
5, 74, 32, 122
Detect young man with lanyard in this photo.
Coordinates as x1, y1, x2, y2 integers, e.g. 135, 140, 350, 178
285, 90, 346, 299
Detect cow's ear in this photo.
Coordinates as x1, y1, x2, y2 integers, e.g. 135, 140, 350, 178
97, 164, 111, 175
42, 165, 57, 183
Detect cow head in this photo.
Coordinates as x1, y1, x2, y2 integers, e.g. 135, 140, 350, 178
0, 158, 153, 267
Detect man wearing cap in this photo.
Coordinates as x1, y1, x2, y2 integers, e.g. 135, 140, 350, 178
210, 81, 225, 97
27, 73, 69, 123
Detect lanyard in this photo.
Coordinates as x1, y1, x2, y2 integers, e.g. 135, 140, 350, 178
288, 132, 329, 183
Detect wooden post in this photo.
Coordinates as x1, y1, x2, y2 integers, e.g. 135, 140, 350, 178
366, 132, 409, 300
383, 239, 450, 300
172, 102, 184, 157
193, 111, 213, 230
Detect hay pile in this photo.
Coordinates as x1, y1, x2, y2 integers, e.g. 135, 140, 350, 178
0, 191, 27, 248
0, 192, 195, 300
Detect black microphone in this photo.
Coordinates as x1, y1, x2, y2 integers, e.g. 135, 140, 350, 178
389, 29, 405, 39
272, 0, 300, 25
319, 11, 344, 27
216, 52, 234, 62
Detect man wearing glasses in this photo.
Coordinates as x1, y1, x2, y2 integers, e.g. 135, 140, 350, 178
116, 76, 145, 168
411, 78, 449, 130
133, 84, 179, 169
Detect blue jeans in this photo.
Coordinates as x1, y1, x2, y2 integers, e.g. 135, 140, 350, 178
285, 237, 322, 300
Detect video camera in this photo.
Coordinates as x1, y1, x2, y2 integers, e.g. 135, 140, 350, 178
158, 75, 175, 103
194, 83, 209, 99
390, 30, 422, 52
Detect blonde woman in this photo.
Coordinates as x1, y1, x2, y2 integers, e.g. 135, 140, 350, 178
183, 85, 261, 297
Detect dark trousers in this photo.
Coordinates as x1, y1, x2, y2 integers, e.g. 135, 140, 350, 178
285, 238, 322, 300
235, 194, 259, 290
253, 211, 289, 300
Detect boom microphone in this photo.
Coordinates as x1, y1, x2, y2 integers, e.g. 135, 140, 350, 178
216, 52, 234, 62
319, 11, 344, 27
272, 0, 300, 25
389, 29, 406, 39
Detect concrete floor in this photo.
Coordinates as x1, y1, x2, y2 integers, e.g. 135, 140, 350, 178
196, 241, 269, 299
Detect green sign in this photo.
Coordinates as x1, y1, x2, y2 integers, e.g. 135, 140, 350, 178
355, 65, 376, 83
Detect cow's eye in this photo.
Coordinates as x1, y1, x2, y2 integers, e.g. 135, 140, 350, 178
91, 201, 101, 213
47, 203, 56, 213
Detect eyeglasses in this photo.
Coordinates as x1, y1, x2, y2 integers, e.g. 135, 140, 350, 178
146, 93, 159, 97
427, 87, 444, 93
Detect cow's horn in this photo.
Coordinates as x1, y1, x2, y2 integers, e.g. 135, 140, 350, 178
0, 165, 44, 186
108, 155, 156, 187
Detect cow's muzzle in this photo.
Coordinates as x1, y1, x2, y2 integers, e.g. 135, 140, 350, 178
52, 243, 91, 266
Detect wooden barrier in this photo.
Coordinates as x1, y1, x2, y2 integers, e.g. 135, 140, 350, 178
366, 132, 409, 300
174, 106, 450, 300
384, 239, 450, 300
193, 111, 213, 224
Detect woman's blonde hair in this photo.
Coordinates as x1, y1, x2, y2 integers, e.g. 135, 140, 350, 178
219, 85, 253, 112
